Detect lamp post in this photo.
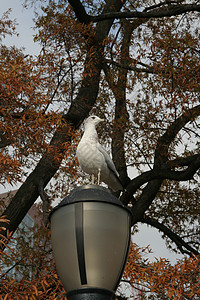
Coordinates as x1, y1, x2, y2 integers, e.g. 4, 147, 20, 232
49, 185, 132, 300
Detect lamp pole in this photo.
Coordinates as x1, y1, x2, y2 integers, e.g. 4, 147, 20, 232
49, 185, 132, 300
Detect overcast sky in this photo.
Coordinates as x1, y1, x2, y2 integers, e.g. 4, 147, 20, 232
1, 0, 184, 264
1, 0, 41, 55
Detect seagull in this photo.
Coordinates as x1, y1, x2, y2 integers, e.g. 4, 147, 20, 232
76, 115, 123, 192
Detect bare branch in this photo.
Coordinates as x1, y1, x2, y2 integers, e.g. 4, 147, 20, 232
126, 136, 153, 170
105, 58, 154, 73
155, 105, 200, 166
91, 4, 200, 22
144, 0, 185, 12
141, 216, 199, 255
121, 153, 200, 208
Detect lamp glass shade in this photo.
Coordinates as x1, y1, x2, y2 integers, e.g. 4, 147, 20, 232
51, 201, 131, 294
51, 204, 79, 290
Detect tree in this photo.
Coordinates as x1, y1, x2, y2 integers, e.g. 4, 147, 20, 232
0, 0, 200, 298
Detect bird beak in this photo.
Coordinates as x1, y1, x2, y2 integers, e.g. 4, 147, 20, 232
99, 118, 104, 122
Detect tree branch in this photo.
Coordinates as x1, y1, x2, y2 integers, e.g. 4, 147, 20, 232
141, 216, 199, 255
121, 106, 200, 219
110, 20, 134, 189
105, 56, 200, 82
131, 179, 163, 223
144, 0, 184, 12
91, 4, 200, 22
104, 19, 148, 188
167, 154, 200, 167
67, 0, 91, 24
121, 153, 200, 204
155, 105, 200, 166
105, 58, 155, 74
95, 0, 125, 42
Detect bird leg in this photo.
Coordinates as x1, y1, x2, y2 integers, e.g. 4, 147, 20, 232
97, 169, 101, 185
92, 174, 95, 184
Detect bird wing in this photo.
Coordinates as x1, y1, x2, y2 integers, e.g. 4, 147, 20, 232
97, 143, 119, 176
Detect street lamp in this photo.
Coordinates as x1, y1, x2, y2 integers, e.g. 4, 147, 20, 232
50, 185, 132, 300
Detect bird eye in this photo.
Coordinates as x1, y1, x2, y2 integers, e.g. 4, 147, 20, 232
91, 116, 95, 119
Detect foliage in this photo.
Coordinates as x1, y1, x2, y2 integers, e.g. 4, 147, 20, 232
0, 217, 66, 300
0, 0, 200, 299
123, 241, 200, 299
0, 10, 64, 185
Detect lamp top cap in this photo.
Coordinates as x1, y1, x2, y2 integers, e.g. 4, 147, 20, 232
49, 185, 132, 221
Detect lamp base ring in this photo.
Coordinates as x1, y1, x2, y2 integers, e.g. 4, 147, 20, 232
66, 288, 115, 300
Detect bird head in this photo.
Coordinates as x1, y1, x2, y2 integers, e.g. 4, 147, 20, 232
84, 115, 104, 129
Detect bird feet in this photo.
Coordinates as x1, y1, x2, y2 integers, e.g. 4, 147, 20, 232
97, 170, 101, 185
92, 174, 95, 184
91, 171, 101, 185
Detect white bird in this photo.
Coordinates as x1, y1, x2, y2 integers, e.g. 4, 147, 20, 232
76, 115, 123, 192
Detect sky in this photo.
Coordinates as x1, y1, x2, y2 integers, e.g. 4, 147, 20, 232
1, 0, 184, 265
1, 0, 41, 55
